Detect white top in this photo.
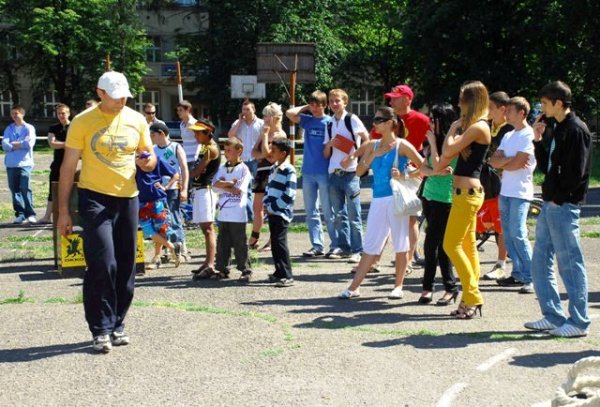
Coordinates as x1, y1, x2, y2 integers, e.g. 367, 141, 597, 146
212, 161, 251, 223
180, 115, 198, 163
498, 126, 537, 200
323, 111, 367, 173
230, 117, 264, 162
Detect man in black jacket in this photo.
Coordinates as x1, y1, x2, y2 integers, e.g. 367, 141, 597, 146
524, 81, 592, 338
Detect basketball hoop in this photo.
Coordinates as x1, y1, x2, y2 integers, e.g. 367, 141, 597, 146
230, 75, 266, 100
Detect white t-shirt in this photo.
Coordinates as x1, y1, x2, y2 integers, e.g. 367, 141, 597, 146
323, 111, 367, 173
230, 117, 264, 162
498, 126, 537, 200
212, 161, 251, 223
180, 115, 199, 163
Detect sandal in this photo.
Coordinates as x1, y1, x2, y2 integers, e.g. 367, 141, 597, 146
248, 231, 260, 250
209, 269, 230, 280
455, 304, 483, 319
238, 270, 253, 283
192, 267, 215, 280
192, 263, 208, 275
450, 302, 466, 317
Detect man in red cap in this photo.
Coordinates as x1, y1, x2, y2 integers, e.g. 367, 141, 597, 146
385, 84, 430, 268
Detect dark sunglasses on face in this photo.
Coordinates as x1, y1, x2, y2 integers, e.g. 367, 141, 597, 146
145, 111, 156, 115
372, 116, 390, 124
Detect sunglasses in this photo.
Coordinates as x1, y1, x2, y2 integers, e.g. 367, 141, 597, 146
145, 111, 156, 115
372, 116, 390, 124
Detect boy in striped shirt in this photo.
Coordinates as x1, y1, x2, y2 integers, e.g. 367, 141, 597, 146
264, 138, 297, 287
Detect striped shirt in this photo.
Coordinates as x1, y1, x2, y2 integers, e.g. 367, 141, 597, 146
263, 162, 297, 222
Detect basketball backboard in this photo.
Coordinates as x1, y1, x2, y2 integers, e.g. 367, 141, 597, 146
256, 43, 315, 84
230, 75, 266, 99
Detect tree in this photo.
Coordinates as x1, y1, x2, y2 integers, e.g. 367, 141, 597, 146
0, 0, 149, 110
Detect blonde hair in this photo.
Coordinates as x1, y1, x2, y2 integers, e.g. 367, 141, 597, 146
262, 102, 283, 119
329, 89, 349, 104
459, 81, 489, 129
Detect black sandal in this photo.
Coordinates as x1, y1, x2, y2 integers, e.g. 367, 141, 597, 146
192, 267, 215, 280
209, 269, 229, 280
248, 231, 260, 250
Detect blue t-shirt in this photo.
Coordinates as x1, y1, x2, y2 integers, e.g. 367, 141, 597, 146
371, 141, 408, 198
300, 114, 330, 175
136, 158, 176, 204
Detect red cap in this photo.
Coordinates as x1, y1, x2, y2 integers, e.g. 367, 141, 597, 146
384, 84, 414, 100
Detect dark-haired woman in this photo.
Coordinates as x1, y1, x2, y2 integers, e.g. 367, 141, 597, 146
338, 107, 423, 300
435, 82, 491, 319
418, 103, 458, 305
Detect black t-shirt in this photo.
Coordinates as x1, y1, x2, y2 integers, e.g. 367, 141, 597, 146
48, 122, 69, 170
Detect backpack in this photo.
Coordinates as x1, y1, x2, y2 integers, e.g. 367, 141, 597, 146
326, 113, 357, 149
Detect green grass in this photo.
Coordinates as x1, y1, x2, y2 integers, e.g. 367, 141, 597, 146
581, 231, 600, 238
31, 169, 50, 176
0, 203, 14, 223
0, 290, 35, 304
7, 235, 53, 243
581, 216, 600, 225
534, 147, 600, 186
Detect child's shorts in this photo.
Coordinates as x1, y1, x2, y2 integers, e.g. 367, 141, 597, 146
476, 197, 502, 234
139, 199, 169, 239
191, 187, 216, 223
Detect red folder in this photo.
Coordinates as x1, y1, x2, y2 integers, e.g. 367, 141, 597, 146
332, 134, 355, 154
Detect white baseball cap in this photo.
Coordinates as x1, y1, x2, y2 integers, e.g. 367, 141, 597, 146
97, 71, 133, 99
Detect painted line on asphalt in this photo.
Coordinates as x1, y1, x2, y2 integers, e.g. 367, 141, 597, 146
476, 348, 517, 372
435, 382, 468, 407
21, 227, 46, 246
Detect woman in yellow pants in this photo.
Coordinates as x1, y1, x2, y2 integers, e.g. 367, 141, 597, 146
434, 81, 491, 319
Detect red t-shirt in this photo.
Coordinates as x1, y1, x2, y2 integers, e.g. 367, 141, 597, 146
369, 127, 382, 140
400, 110, 430, 151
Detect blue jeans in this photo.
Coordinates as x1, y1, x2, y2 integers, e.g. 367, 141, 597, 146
531, 201, 589, 330
244, 160, 257, 222
499, 195, 532, 283
166, 189, 185, 243
303, 172, 336, 252
328, 172, 363, 254
6, 166, 35, 218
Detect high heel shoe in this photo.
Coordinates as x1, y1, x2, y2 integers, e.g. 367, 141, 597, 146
436, 291, 459, 306
417, 291, 433, 304
455, 304, 483, 319
450, 301, 466, 316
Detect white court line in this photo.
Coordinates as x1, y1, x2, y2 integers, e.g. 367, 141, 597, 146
21, 227, 47, 246
476, 348, 517, 372
435, 383, 468, 407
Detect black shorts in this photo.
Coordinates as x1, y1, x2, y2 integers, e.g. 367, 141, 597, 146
252, 170, 269, 193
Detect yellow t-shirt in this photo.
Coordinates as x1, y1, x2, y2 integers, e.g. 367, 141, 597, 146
66, 105, 151, 197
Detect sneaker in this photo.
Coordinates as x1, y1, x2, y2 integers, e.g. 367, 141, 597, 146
302, 248, 325, 257
12, 215, 26, 224
92, 334, 112, 353
347, 253, 361, 264
238, 270, 253, 283
388, 286, 404, 299
338, 288, 360, 299
274, 278, 294, 287
524, 318, 559, 332
497, 276, 525, 287
482, 263, 505, 280
548, 323, 588, 338
519, 283, 534, 294
110, 331, 130, 346
326, 248, 344, 259
25, 215, 37, 224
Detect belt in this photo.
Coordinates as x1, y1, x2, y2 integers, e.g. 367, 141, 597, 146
333, 169, 356, 176
455, 187, 483, 195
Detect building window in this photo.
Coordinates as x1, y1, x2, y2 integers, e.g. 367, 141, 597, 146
350, 89, 375, 117
43, 91, 58, 118
0, 91, 14, 117
146, 36, 162, 63
135, 91, 160, 115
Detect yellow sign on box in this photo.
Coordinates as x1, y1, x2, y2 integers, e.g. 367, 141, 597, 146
60, 231, 145, 269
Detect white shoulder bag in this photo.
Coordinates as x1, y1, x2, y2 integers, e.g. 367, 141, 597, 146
389, 140, 422, 217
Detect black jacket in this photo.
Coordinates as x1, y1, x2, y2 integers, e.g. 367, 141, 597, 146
534, 112, 592, 205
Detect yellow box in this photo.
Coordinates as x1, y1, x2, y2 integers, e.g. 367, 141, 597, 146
60, 230, 145, 269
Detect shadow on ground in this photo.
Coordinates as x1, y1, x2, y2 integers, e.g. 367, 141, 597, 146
0, 341, 94, 363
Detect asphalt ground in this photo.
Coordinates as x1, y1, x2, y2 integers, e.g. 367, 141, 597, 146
0, 153, 599, 406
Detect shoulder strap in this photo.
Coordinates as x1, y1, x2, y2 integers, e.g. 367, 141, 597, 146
344, 113, 357, 148
327, 121, 333, 140
393, 140, 400, 169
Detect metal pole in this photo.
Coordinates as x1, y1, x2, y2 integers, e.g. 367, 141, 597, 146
176, 60, 183, 102
105, 54, 111, 71
289, 69, 297, 165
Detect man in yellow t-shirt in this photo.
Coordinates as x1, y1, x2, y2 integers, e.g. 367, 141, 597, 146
57, 71, 156, 354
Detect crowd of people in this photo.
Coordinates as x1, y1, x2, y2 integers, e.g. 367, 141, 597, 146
2, 71, 593, 352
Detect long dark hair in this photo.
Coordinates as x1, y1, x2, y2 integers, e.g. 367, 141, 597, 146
429, 103, 457, 153
376, 106, 406, 138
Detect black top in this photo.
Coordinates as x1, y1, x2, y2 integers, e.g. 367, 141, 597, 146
454, 142, 489, 179
48, 122, 69, 170
191, 141, 221, 188
534, 112, 592, 205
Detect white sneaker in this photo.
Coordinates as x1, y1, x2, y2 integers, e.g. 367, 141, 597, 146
388, 286, 404, 299
338, 288, 360, 299
549, 323, 589, 338
110, 331, 130, 346
92, 334, 112, 353
524, 318, 558, 331
25, 216, 37, 224
347, 253, 361, 264
482, 263, 505, 280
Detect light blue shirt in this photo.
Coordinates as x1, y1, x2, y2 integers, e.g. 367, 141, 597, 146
2, 121, 36, 168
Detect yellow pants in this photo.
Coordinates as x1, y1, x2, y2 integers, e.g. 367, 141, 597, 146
443, 190, 484, 306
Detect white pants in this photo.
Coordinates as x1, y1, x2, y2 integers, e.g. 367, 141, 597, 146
191, 188, 216, 223
363, 196, 409, 255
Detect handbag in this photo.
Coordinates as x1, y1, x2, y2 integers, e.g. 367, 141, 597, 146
390, 141, 423, 217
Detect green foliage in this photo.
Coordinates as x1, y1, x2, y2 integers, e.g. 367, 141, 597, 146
0, 290, 34, 305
